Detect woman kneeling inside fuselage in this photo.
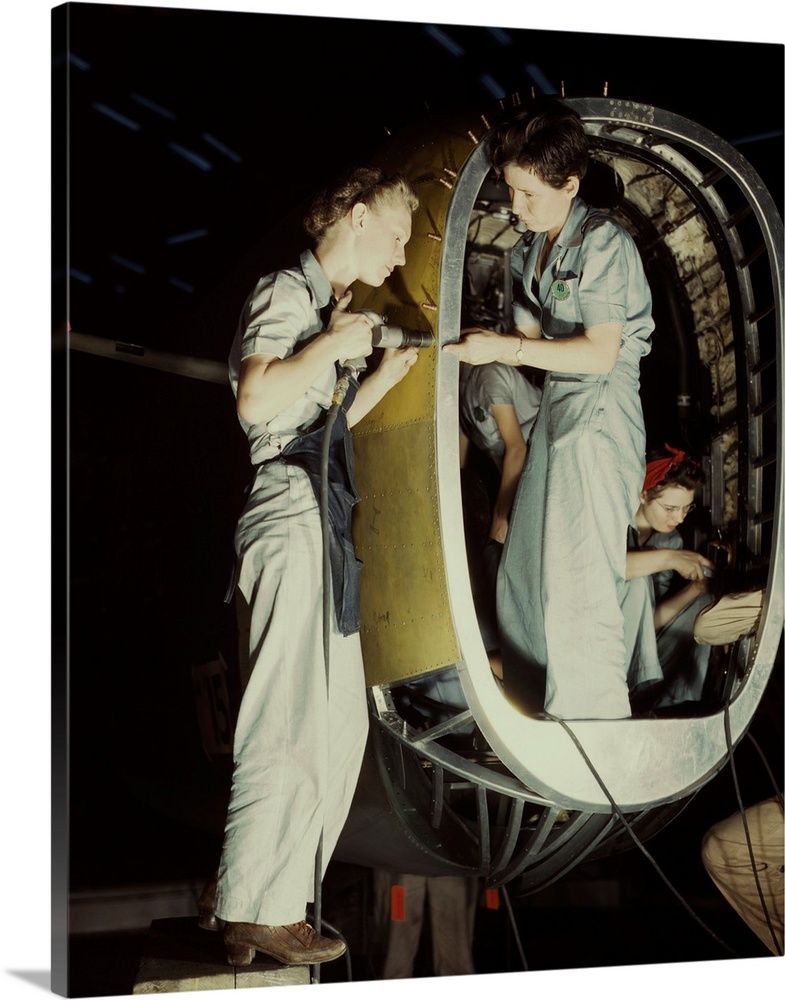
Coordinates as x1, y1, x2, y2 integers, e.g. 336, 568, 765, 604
623, 446, 716, 712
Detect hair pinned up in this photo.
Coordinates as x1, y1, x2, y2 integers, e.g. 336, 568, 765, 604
303, 167, 418, 244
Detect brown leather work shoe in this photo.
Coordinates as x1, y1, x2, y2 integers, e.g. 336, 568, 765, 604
223, 920, 346, 966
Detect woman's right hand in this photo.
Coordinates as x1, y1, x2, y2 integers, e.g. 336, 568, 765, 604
326, 289, 374, 360
671, 549, 715, 582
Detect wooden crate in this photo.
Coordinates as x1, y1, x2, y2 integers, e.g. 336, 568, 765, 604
133, 917, 310, 992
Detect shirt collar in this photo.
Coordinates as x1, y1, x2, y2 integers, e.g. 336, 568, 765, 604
299, 249, 334, 310
554, 196, 590, 249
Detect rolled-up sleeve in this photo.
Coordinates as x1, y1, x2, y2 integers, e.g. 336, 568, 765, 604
577, 219, 630, 329
483, 364, 517, 408
240, 270, 313, 362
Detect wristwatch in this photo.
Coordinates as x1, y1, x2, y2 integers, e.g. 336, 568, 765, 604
515, 334, 525, 365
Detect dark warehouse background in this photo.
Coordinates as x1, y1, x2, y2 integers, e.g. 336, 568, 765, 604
5, 1, 785, 998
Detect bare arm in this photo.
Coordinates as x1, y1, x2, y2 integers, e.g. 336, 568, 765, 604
654, 578, 711, 631
624, 549, 714, 582
442, 322, 623, 376
489, 403, 527, 544
346, 346, 419, 427
626, 545, 715, 630
459, 431, 471, 469
626, 547, 715, 582
625, 548, 674, 580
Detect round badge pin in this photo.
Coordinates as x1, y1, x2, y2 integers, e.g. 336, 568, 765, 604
551, 279, 571, 301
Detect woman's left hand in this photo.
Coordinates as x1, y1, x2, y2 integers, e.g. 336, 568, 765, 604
442, 327, 502, 365
348, 346, 419, 426
683, 575, 712, 598
378, 346, 419, 385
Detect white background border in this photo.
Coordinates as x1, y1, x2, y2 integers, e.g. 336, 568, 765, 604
4, 2, 782, 998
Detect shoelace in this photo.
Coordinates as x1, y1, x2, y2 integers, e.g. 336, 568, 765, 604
288, 920, 316, 944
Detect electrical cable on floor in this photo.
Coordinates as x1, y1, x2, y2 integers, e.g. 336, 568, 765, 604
320, 917, 353, 982
550, 713, 740, 957
500, 883, 529, 971
745, 731, 784, 808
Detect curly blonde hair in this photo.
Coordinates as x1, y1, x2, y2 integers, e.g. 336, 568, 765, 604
303, 167, 418, 243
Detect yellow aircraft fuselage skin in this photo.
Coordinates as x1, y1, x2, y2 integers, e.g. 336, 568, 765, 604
349, 116, 484, 687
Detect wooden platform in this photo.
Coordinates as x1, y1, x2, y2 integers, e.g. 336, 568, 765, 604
133, 917, 311, 992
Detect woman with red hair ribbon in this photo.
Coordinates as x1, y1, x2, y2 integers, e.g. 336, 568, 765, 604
622, 446, 717, 711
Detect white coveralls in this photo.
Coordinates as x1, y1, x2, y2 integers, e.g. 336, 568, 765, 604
214, 250, 369, 926
459, 361, 542, 465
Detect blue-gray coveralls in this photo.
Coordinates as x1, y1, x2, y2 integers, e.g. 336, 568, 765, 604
214, 250, 368, 926
622, 529, 713, 706
496, 197, 654, 719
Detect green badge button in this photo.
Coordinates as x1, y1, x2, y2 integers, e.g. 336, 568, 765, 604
551, 279, 571, 301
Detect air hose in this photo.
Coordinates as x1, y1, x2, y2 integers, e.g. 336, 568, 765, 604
312, 365, 361, 983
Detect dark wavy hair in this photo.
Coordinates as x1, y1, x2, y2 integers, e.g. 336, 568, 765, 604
488, 100, 590, 189
303, 167, 418, 244
644, 447, 705, 498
